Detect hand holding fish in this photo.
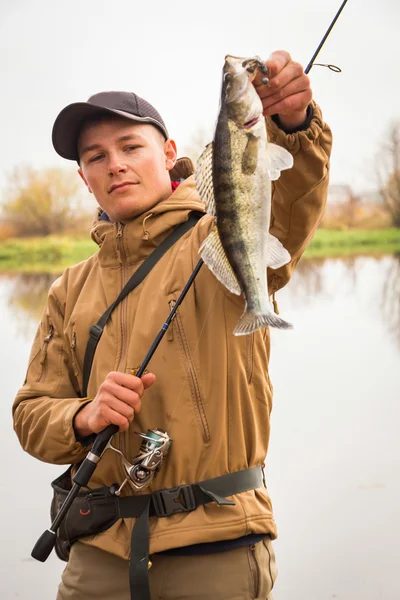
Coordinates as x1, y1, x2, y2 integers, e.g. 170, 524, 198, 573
253, 50, 312, 130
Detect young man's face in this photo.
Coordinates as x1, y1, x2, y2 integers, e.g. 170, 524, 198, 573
78, 117, 177, 223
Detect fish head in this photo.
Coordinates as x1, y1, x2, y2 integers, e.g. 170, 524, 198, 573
222, 55, 266, 129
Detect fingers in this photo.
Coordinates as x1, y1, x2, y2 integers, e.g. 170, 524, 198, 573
98, 397, 135, 432
265, 50, 292, 80
104, 379, 142, 412
253, 50, 291, 87
253, 51, 312, 121
262, 87, 312, 118
141, 372, 156, 389
87, 371, 156, 434
256, 63, 308, 101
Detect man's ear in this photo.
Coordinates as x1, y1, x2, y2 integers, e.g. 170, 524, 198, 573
164, 139, 178, 171
78, 168, 92, 193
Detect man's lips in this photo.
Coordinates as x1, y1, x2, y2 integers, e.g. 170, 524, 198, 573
108, 182, 137, 194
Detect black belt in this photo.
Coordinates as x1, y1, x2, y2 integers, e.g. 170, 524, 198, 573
117, 466, 264, 600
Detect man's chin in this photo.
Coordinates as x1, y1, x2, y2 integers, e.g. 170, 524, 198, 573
114, 206, 151, 224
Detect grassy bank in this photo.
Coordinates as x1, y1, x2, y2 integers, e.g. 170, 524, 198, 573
0, 236, 96, 273
305, 228, 400, 258
0, 228, 399, 273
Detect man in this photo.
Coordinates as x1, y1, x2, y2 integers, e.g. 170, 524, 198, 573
13, 51, 332, 599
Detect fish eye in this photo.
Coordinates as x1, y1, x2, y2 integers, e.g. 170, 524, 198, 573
224, 72, 232, 83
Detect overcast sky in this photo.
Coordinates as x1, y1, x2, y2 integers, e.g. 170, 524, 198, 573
1, 0, 399, 197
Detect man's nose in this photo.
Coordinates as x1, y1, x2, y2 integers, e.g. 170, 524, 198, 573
108, 155, 127, 175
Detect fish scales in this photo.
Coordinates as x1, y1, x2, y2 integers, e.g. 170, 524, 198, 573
215, 122, 268, 313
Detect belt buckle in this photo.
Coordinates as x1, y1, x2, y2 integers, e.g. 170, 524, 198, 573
153, 484, 196, 517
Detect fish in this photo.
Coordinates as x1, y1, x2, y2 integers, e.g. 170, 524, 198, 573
195, 54, 294, 335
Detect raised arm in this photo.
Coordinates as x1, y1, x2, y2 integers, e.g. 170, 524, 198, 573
254, 50, 333, 292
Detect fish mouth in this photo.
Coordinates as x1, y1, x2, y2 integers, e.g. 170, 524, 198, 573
243, 116, 260, 129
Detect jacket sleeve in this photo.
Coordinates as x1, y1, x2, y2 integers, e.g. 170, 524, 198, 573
12, 276, 93, 465
266, 100, 332, 294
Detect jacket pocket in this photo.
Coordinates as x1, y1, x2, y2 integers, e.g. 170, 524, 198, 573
248, 537, 277, 598
70, 329, 83, 381
263, 536, 278, 592
246, 333, 254, 384
248, 544, 260, 598
36, 322, 54, 382
169, 300, 210, 444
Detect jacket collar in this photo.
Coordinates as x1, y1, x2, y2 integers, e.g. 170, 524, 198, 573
90, 175, 205, 267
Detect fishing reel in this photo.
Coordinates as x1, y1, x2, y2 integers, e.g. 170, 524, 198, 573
107, 428, 172, 495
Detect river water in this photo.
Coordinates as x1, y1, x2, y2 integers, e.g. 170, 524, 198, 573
1, 255, 399, 600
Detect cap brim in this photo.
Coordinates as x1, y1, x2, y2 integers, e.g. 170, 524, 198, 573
52, 103, 169, 161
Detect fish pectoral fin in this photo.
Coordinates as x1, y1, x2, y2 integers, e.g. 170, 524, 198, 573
267, 234, 291, 269
199, 227, 241, 295
266, 143, 294, 181
195, 142, 216, 216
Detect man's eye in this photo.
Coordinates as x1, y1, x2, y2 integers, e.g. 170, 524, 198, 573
125, 145, 140, 152
89, 154, 104, 163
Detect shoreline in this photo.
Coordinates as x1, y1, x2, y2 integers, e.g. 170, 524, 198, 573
0, 228, 399, 273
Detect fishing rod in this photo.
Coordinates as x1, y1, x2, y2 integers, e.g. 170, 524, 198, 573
31, 258, 204, 561
31, 0, 349, 564
305, 0, 349, 75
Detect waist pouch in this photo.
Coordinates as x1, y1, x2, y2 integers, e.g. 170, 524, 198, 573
50, 465, 264, 564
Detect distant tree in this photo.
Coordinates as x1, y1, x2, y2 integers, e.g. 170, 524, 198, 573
343, 189, 361, 229
377, 122, 400, 227
1, 166, 90, 237
180, 127, 213, 166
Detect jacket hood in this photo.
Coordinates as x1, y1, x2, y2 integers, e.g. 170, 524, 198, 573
90, 175, 206, 267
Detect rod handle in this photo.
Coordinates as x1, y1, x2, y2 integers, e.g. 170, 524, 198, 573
72, 458, 98, 487
92, 424, 119, 456
31, 529, 56, 562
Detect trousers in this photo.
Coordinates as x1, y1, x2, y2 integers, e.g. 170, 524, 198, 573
56, 537, 277, 600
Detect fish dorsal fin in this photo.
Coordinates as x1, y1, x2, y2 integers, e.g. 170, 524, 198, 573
199, 226, 241, 295
267, 234, 291, 269
266, 143, 294, 181
195, 142, 216, 216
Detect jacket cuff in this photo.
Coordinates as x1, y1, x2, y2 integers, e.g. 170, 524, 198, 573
64, 397, 95, 448
266, 100, 326, 154
271, 103, 314, 134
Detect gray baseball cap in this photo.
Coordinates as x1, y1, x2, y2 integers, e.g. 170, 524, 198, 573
52, 91, 169, 161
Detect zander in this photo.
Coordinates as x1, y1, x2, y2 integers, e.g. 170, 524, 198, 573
196, 55, 294, 334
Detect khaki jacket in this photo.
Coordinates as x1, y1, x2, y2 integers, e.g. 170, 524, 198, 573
13, 103, 332, 559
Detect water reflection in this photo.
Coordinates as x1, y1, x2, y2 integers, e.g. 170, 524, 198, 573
286, 255, 400, 348
5, 272, 59, 335
290, 255, 360, 302
2, 255, 400, 348
382, 252, 400, 348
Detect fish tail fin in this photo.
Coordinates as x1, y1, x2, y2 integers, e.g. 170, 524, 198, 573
233, 310, 293, 336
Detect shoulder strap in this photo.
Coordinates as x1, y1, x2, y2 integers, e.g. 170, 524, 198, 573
82, 211, 203, 396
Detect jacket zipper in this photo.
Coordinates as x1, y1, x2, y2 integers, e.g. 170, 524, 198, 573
246, 333, 254, 384
37, 324, 54, 382
116, 222, 128, 474
169, 300, 210, 444
116, 222, 128, 372
70, 330, 83, 380
248, 544, 260, 598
